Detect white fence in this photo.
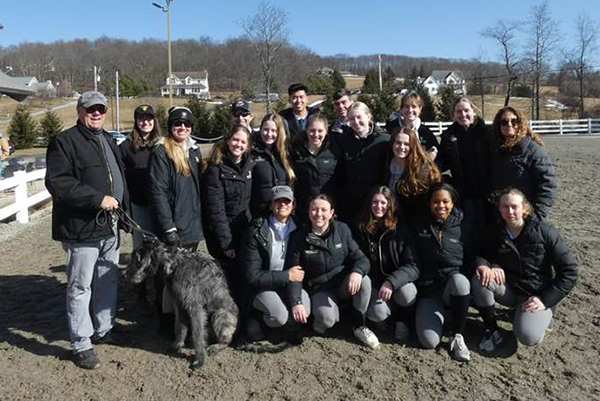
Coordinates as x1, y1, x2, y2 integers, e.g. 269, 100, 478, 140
422, 118, 600, 136
0, 169, 51, 223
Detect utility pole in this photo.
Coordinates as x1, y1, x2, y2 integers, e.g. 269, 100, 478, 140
115, 71, 120, 133
153, 1, 174, 107
378, 54, 383, 92
93, 66, 98, 91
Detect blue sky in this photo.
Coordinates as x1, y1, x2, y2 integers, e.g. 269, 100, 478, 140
1, 0, 598, 62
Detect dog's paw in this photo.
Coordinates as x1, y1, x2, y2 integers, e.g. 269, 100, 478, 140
191, 356, 205, 370
168, 342, 183, 354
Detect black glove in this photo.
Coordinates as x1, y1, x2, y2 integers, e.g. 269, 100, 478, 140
162, 231, 181, 250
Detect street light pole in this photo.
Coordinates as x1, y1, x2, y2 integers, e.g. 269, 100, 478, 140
153, 0, 174, 107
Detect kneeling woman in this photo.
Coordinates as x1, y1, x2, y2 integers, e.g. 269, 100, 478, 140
243, 186, 306, 340
285, 194, 380, 349
413, 183, 471, 362
355, 186, 419, 340
472, 188, 577, 352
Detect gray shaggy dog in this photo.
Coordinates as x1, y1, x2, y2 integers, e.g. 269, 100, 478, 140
128, 238, 238, 369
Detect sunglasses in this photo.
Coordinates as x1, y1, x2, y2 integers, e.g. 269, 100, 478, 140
85, 105, 107, 115
501, 118, 519, 127
274, 198, 292, 205
173, 121, 192, 128
234, 112, 251, 118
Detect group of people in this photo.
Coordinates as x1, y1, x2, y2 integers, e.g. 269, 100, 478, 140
45, 84, 577, 370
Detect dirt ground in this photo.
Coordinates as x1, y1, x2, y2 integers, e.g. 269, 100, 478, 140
1, 136, 599, 401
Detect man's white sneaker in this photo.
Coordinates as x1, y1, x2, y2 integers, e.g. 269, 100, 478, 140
450, 333, 471, 362
353, 326, 380, 349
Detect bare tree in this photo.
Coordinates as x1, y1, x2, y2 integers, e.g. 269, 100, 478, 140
525, 1, 560, 119
482, 20, 521, 106
239, 1, 288, 112
568, 12, 598, 118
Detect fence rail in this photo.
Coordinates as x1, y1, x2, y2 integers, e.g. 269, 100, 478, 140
0, 169, 50, 223
422, 118, 600, 136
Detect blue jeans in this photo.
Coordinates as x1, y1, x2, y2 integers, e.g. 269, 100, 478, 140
63, 234, 120, 353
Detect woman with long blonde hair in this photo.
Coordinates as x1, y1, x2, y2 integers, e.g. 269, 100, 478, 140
386, 126, 442, 222
490, 106, 556, 219
250, 113, 296, 217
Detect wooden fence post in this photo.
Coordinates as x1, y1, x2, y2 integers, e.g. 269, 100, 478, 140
14, 171, 29, 223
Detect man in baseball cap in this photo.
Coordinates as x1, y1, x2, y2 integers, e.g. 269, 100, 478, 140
231, 99, 253, 129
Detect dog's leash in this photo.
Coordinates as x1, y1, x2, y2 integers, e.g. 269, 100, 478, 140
95, 207, 158, 242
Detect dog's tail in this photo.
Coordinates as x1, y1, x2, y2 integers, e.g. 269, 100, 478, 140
236, 341, 296, 354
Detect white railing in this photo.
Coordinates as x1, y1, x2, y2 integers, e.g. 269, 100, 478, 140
0, 169, 51, 223
422, 118, 600, 136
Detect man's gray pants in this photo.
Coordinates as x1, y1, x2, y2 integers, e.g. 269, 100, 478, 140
64, 234, 120, 353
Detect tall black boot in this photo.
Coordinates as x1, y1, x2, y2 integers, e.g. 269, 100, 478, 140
477, 305, 499, 332
350, 308, 366, 330
450, 295, 471, 336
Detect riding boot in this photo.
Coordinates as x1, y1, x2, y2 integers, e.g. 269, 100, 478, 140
350, 308, 366, 330
478, 305, 499, 332
450, 295, 471, 335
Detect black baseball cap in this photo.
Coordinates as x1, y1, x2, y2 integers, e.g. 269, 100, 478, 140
134, 104, 155, 119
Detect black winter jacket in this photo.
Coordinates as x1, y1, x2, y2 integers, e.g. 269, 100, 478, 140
46, 122, 130, 242
355, 224, 420, 290
386, 117, 442, 166
202, 153, 255, 258
412, 208, 465, 295
279, 107, 319, 139
147, 142, 204, 246
291, 134, 340, 223
119, 138, 152, 206
335, 125, 390, 223
285, 220, 370, 304
243, 216, 297, 292
439, 118, 492, 200
250, 137, 289, 217
490, 137, 556, 219
476, 218, 577, 308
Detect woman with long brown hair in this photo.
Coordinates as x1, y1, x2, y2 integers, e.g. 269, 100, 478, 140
386, 126, 442, 222
250, 113, 296, 217
355, 186, 419, 342
490, 106, 556, 219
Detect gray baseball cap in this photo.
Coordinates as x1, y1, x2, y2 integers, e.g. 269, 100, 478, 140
271, 185, 294, 202
77, 91, 107, 108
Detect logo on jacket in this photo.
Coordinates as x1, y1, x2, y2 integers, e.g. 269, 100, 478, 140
335, 243, 342, 249
246, 171, 252, 179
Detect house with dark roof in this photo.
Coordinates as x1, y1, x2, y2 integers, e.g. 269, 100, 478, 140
420, 70, 466, 96
160, 71, 210, 99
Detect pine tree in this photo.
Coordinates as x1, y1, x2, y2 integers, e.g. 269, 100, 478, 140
8, 104, 38, 149
38, 110, 64, 146
210, 104, 233, 139
362, 69, 380, 94
436, 86, 458, 121
414, 83, 436, 122
305, 74, 334, 95
331, 69, 346, 91
155, 104, 169, 134
186, 97, 212, 138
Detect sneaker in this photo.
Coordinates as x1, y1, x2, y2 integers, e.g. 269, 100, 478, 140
479, 330, 504, 353
353, 326, 380, 349
450, 334, 471, 362
72, 349, 100, 370
246, 318, 265, 342
395, 321, 410, 343
91, 330, 117, 345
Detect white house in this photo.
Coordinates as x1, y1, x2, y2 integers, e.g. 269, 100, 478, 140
11, 76, 57, 97
420, 70, 466, 96
161, 71, 210, 99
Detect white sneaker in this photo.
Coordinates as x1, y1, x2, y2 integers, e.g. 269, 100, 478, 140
353, 326, 380, 349
395, 321, 410, 343
450, 333, 471, 362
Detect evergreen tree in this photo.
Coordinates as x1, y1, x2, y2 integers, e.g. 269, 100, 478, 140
119, 74, 150, 97
155, 104, 169, 134
331, 69, 346, 91
8, 104, 38, 149
320, 94, 338, 123
362, 69, 380, 94
414, 82, 436, 122
38, 110, 64, 146
186, 97, 213, 138
305, 74, 334, 95
382, 67, 396, 89
211, 104, 233, 139
436, 86, 458, 121
358, 93, 398, 125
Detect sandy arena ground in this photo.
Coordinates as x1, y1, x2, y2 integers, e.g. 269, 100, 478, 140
1, 135, 599, 400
